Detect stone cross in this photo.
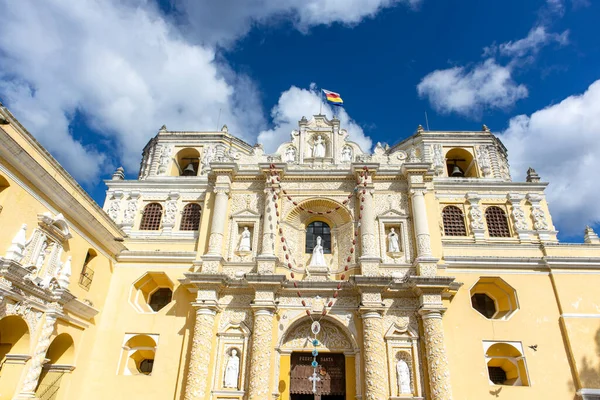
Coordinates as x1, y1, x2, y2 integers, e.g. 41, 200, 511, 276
309, 370, 321, 393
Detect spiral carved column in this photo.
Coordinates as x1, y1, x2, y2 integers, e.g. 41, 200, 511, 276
361, 310, 388, 400
16, 312, 58, 397
247, 308, 275, 400
184, 307, 217, 400
420, 309, 453, 400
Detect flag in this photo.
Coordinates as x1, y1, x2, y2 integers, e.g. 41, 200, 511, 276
322, 89, 343, 106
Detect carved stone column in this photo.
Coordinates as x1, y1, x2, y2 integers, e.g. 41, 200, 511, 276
507, 193, 530, 242
15, 312, 58, 398
260, 186, 278, 257
184, 305, 218, 400
527, 193, 556, 241
466, 193, 485, 242
360, 310, 388, 400
419, 309, 453, 400
356, 167, 381, 276
247, 306, 275, 400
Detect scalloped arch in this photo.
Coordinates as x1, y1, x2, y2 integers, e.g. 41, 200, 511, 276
284, 198, 352, 227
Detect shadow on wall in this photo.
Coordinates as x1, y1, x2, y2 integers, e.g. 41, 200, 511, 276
569, 325, 600, 400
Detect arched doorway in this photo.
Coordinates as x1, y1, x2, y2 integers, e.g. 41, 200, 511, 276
0, 315, 30, 398
35, 333, 75, 399
277, 317, 359, 400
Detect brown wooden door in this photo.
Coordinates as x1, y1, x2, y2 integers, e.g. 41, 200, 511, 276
290, 352, 345, 400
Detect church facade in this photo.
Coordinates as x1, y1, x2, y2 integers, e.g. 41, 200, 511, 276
1, 102, 600, 400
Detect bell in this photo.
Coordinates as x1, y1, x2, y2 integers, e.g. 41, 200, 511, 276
451, 164, 464, 177
182, 163, 196, 176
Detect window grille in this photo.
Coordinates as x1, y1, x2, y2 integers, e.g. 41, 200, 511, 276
488, 366, 507, 385
485, 206, 511, 237
305, 221, 332, 254
471, 293, 496, 318
140, 203, 162, 230
180, 203, 201, 231
149, 288, 173, 312
442, 206, 467, 236
79, 250, 96, 290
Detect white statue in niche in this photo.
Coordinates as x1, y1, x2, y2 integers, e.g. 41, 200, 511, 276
309, 236, 326, 267
238, 227, 252, 252
223, 349, 240, 389
341, 146, 353, 163
312, 135, 326, 158
284, 146, 296, 163
387, 228, 401, 253
396, 358, 411, 395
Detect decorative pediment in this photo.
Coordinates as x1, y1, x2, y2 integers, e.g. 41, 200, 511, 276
37, 212, 72, 242
230, 208, 261, 219
378, 209, 408, 220
385, 322, 418, 339
218, 321, 251, 338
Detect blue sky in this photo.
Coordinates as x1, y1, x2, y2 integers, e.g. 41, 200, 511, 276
0, 0, 599, 242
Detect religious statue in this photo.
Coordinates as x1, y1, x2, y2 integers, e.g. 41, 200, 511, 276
238, 227, 252, 252
308, 236, 326, 267
396, 359, 411, 395
284, 146, 296, 163
223, 349, 240, 389
388, 228, 400, 253
341, 146, 352, 163
312, 135, 326, 158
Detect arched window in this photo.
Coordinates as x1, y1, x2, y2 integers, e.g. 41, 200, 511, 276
305, 221, 331, 254
79, 249, 97, 290
485, 342, 529, 386
180, 203, 201, 231
119, 334, 157, 376
174, 148, 200, 176
485, 206, 511, 237
445, 148, 477, 177
442, 206, 467, 236
140, 203, 162, 230
0, 175, 9, 214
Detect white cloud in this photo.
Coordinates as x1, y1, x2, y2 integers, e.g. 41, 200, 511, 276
0, 0, 414, 184
175, 0, 421, 47
485, 26, 569, 59
498, 80, 600, 235
258, 85, 372, 153
416, 59, 528, 116
0, 0, 264, 182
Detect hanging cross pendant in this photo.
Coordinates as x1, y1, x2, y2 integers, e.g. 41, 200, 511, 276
308, 370, 321, 393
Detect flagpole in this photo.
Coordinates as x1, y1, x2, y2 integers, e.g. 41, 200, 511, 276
319, 90, 323, 116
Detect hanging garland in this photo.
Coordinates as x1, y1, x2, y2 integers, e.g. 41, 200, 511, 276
267, 163, 371, 319
268, 163, 370, 392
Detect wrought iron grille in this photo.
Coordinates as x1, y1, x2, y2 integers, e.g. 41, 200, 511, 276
471, 293, 496, 318
442, 206, 467, 236
180, 203, 201, 231
149, 288, 173, 312
36, 371, 64, 400
485, 206, 511, 237
78, 266, 94, 290
488, 366, 507, 385
139, 203, 162, 230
